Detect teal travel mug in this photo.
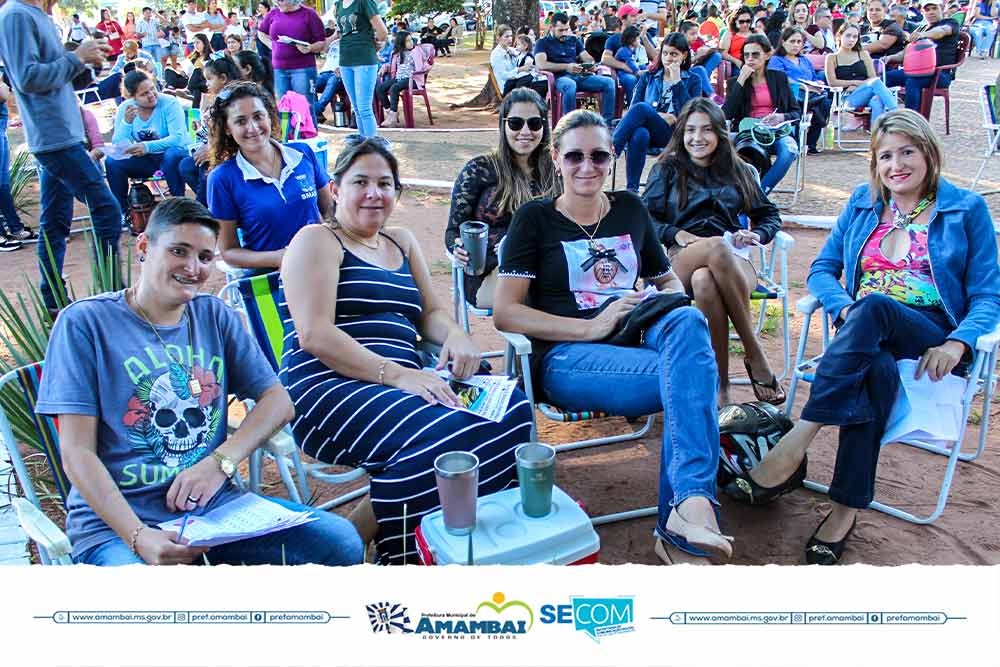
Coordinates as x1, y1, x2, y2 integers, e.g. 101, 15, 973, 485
515, 443, 556, 518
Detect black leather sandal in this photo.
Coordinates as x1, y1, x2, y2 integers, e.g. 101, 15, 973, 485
722, 455, 807, 505
805, 512, 857, 565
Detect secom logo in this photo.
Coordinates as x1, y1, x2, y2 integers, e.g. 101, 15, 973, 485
540, 596, 635, 642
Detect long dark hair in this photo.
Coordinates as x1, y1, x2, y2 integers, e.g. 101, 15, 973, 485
208, 82, 281, 167
204, 54, 243, 84
660, 98, 760, 211
191, 33, 213, 67
650, 31, 692, 73
393, 30, 411, 55
775, 26, 806, 56
490, 88, 560, 217
729, 5, 754, 32
236, 50, 275, 97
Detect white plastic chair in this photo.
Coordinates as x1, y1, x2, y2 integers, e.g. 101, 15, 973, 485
783, 294, 1000, 524
770, 86, 814, 209
971, 83, 999, 197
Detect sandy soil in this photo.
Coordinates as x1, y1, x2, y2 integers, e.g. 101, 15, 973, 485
3, 44, 999, 566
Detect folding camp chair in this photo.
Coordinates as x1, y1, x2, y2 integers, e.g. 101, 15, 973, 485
279, 110, 303, 142
451, 259, 504, 361
769, 86, 813, 209
971, 83, 999, 197
783, 295, 1000, 524
218, 272, 369, 511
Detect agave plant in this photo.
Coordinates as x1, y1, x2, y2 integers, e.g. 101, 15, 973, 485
7, 147, 38, 218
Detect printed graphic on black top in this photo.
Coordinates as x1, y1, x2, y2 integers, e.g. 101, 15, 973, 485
562, 234, 638, 310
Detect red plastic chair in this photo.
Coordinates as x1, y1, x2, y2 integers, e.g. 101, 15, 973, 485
400, 42, 436, 128
918, 31, 971, 135
541, 70, 604, 125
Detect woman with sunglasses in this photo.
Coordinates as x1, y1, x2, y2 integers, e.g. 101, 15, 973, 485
279, 139, 532, 565
34, 197, 364, 566
206, 82, 332, 274
611, 32, 703, 193
446, 88, 559, 309
494, 110, 729, 565
769, 26, 831, 155
723, 34, 801, 194
643, 98, 784, 407
719, 5, 755, 70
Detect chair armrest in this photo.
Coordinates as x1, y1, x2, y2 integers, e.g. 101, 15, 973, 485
418, 339, 443, 359
499, 330, 532, 357
13, 498, 72, 563
976, 324, 1000, 353
796, 294, 821, 314
227, 415, 298, 457
773, 230, 795, 250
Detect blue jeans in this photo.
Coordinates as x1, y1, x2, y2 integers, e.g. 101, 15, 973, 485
314, 70, 342, 117
970, 19, 998, 56
884, 68, 951, 111
555, 73, 617, 122
845, 78, 899, 125
0, 123, 24, 235
178, 154, 208, 205
104, 147, 188, 213
34, 144, 122, 309
617, 71, 638, 107
341, 64, 379, 138
612, 102, 673, 191
73, 496, 364, 565
800, 294, 955, 508
693, 52, 721, 96
541, 306, 721, 552
760, 135, 798, 194
274, 65, 319, 126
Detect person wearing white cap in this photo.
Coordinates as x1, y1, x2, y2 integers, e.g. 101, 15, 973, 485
883, 0, 962, 110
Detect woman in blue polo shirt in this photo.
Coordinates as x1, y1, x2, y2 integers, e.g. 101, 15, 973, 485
206, 82, 332, 273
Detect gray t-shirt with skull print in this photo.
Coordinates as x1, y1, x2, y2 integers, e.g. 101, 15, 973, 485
36, 290, 277, 558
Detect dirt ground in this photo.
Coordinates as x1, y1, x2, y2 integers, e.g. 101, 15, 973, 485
3, 44, 999, 566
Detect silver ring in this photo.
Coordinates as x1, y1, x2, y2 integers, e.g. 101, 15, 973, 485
187, 495, 200, 503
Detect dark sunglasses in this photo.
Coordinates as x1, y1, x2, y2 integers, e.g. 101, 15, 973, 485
561, 149, 613, 167
737, 18, 752, 24
505, 116, 544, 132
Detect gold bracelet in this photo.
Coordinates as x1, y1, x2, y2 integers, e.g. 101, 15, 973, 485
377, 360, 389, 385
129, 523, 146, 555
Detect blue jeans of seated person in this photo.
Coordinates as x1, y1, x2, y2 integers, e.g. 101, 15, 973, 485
73, 496, 364, 565
799, 294, 958, 509
693, 53, 721, 96
314, 70, 343, 117
884, 68, 952, 112
341, 64, 379, 138
760, 134, 798, 194
970, 20, 998, 56
274, 65, 319, 127
612, 102, 674, 191
845, 78, 898, 125
541, 306, 721, 554
104, 147, 188, 213
178, 154, 208, 206
35, 144, 122, 310
555, 73, 617, 122
617, 71, 638, 107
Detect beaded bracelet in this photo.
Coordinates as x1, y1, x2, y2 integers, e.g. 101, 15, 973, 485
129, 524, 146, 555
377, 360, 389, 385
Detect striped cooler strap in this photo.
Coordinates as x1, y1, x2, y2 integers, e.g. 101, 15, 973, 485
15, 363, 71, 506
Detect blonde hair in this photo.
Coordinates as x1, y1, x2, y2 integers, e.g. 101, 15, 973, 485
868, 109, 943, 204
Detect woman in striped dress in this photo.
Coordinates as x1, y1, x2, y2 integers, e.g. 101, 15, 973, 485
278, 139, 533, 564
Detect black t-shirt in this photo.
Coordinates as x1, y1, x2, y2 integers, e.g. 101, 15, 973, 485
499, 191, 671, 320
930, 18, 960, 67
860, 18, 904, 57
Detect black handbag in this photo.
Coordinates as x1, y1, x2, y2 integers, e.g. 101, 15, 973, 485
598, 291, 692, 347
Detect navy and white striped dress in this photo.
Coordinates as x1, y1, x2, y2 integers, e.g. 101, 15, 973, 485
278, 229, 533, 565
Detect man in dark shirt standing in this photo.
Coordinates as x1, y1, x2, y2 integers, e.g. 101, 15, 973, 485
884, 0, 961, 110
860, 0, 905, 58
535, 12, 618, 123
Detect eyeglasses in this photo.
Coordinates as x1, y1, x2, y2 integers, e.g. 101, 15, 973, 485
744, 50, 765, 58
737, 18, 752, 24
560, 149, 613, 167
505, 116, 544, 132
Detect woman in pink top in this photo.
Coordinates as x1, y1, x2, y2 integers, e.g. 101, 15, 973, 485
259, 0, 328, 125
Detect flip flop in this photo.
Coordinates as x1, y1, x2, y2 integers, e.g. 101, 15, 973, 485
744, 358, 786, 406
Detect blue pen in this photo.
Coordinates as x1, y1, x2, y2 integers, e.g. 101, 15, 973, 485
176, 513, 191, 542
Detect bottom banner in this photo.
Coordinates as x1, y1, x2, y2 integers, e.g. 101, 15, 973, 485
3, 564, 997, 666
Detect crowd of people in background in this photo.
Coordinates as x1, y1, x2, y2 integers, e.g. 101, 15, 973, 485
0, 0, 997, 569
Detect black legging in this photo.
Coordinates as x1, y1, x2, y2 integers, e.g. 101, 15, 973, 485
376, 77, 409, 112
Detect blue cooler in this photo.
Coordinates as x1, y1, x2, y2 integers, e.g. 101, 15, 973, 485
300, 137, 329, 175
415, 485, 600, 565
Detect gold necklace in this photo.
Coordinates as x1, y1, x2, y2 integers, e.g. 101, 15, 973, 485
558, 193, 608, 250
128, 286, 202, 397
336, 224, 381, 250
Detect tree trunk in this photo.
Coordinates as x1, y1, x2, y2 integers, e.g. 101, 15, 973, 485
492, 0, 539, 34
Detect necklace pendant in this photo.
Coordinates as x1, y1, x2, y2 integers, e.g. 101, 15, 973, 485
587, 239, 600, 251
188, 378, 202, 398
892, 210, 908, 230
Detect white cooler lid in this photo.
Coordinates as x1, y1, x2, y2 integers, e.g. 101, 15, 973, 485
419, 485, 600, 565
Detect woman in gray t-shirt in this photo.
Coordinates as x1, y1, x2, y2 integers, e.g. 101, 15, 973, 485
35, 198, 363, 566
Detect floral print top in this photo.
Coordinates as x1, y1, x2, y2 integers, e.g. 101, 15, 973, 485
857, 220, 943, 307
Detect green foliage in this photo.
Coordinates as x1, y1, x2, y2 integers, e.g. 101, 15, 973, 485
8, 149, 38, 218
389, 0, 464, 19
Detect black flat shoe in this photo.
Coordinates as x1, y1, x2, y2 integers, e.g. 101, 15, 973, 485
805, 512, 857, 565
722, 454, 807, 505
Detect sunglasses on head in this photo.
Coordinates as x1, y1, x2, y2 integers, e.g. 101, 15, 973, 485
505, 116, 544, 132
561, 149, 613, 167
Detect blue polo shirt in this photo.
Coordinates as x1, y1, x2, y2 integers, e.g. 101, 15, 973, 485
207, 141, 329, 253
534, 34, 584, 77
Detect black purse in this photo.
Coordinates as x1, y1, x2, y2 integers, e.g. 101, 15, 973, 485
598, 291, 692, 347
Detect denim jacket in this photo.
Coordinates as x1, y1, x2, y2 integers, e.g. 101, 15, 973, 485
807, 179, 1000, 352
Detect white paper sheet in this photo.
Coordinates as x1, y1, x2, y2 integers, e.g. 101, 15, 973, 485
157, 493, 316, 548
881, 358, 967, 447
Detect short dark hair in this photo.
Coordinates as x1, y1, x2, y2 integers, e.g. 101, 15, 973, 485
621, 25, 640, 45
123, 69, 153, 96
142, 6, 152, 12
145, 197, 220, 242
551, 11, 570, 26
331, 139, 403, 194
